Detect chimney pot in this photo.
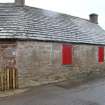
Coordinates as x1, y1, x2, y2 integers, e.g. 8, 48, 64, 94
15, 0, 25, 6
89, 13, 98, 24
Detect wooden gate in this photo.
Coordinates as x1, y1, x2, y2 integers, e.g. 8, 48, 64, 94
0, 43, 18, 91
0, 68, 18, 91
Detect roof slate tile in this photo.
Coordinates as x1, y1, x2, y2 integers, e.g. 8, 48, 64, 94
0, 3, 104, 45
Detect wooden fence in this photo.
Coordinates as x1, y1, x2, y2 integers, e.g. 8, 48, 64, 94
0, 68, 18, 91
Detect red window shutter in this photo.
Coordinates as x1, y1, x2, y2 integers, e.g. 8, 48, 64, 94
62, 44, 72, 64
98, 47, 104, 63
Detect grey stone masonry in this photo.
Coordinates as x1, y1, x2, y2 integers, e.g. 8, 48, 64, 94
15, 0, 25, 6
16, 41, 105, 88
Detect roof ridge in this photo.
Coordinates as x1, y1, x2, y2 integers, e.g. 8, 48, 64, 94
26, 6, 95, 25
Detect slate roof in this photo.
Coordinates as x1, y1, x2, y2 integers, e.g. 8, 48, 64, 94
0, 3, 105, 45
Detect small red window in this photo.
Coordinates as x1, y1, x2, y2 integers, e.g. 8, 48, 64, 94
98, 47, 104, 63
62, 44, 72, 64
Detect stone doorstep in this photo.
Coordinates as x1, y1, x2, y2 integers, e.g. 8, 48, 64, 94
0, 88, 28, 98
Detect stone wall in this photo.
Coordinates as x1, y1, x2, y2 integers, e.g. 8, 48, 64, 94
0, 42, 16, 70
16, 41, 105, 88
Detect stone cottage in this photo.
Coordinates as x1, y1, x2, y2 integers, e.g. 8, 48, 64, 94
0, 0, 105, 88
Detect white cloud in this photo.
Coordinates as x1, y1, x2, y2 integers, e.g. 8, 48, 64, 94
0, 0, 14, 3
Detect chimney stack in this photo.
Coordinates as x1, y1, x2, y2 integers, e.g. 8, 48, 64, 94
15, 0, 25, 6
89, 13, 98, 24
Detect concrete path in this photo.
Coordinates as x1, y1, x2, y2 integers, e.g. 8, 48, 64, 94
0, 79, 105, 105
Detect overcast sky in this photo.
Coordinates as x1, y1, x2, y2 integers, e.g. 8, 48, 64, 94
1, 0, 105, 29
